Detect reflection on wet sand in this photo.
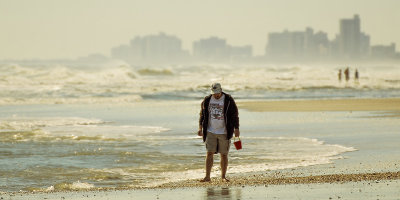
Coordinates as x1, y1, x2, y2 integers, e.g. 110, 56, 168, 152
205, 187, 242, 200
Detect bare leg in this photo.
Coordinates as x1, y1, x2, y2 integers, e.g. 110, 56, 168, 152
201, 152, 214, 182
220, 153, 229, 182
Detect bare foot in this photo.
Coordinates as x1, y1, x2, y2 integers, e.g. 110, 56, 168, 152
221, 178, 230, 182
200, 177, 211, 182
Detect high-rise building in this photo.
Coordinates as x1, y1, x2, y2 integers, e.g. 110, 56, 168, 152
266, 28, 329, 58
313, 31, 330, 56
230, 45, 252, 59
193, 37, 229, 60
111, 32, 188, 63
338, 14, 370, 58
371, 43, 396, 58
111, 44, 137, 63
266, 31, 292, 57
360, 33, 370, 56
339, 15, 360, 56
193, 37, 252, 61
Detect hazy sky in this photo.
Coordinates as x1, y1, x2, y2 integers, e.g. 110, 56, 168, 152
1, 0, 399, 59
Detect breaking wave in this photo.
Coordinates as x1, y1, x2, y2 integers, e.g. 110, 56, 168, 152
0, 117, 170, 143
137, 68, 174, 76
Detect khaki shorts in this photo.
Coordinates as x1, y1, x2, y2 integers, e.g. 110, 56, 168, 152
205, 132, 231, 154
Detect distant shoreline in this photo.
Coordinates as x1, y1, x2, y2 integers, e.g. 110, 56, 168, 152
238, 98, 400, 112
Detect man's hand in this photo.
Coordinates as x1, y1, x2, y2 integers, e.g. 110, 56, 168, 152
234, 128, 240, 137
198, 129, 203, 136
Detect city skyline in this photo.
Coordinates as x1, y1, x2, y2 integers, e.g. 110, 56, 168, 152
109, 14, 397, 63
1, 0, 400, 60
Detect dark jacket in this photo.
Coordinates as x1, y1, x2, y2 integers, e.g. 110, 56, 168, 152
199, 92, 239, 142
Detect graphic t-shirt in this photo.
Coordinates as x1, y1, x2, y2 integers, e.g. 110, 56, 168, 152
207, 94, 226, 134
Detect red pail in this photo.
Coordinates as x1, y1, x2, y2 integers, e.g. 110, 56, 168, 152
233, 137, 242, 150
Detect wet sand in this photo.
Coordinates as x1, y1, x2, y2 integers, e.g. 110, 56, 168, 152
3, 173, 400, 200
238, 98, 400, 112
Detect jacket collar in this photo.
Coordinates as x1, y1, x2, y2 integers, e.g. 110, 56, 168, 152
207, 92, 230, 99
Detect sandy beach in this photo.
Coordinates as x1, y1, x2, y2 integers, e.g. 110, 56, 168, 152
3, 179, 400, 200
3, 171, 400, 199
156, 171, 400, 188
238, 98, 400, 112
2, 98, 400, 199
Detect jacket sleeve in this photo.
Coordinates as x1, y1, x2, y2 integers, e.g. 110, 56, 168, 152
199, 100, 205, 127
231, 98, 240, 129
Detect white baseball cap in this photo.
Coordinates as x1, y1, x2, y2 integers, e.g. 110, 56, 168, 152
211, 83, 222, 94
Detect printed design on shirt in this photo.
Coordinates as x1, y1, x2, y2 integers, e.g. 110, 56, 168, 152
210, 103, 224, 120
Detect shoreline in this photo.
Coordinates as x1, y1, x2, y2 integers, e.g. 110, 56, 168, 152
238, 98, 400, 112
155, 171, 400, 188
2, 171, 399, 194
2, 172, 400, 200
4, 180, 400, 200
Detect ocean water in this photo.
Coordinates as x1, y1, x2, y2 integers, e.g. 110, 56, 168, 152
1, 63, 400, 104
0, 63, 399, 192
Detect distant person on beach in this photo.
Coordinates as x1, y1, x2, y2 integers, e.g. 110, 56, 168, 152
355, 69, 359, 81
344, 67, 350, 82
198, 83, 240, 182
338, 69, 342, 82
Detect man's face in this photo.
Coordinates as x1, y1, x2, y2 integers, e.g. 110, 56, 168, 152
212, 93, 222, 99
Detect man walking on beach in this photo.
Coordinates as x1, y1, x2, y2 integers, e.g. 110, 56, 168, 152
198, 83, 240, 182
